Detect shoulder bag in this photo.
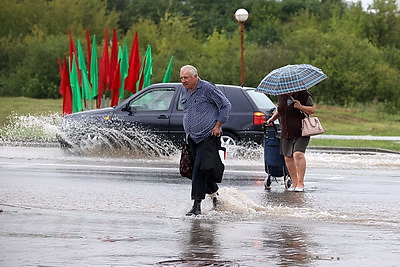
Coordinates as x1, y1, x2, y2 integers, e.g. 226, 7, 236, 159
179, 143, 193, 179
302, 114, 325, 136
289, 95, 325, 137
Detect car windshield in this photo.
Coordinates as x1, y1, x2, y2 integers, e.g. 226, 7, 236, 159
245, 89, 276, 110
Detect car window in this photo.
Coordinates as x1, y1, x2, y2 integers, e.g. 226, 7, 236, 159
245, 89, 276, 110
177, 92, 183, 111
129, 88, 175, 111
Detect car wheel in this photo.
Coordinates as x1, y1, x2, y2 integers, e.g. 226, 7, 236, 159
221, 133, 236, 146
221, 133, 237, 156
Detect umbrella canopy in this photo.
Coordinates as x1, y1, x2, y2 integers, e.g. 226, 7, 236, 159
256, 64, 328, 96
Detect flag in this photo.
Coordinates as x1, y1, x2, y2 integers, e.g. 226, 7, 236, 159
125, 32, 140, 94
137, 56, 146, 91
68, 30, 81, 85
77, 40, 91, 101
57, 58, 63, 95
60, 57, 72, 115
85, 29, 91, 77
98, 28, 109, 108
162, 56, 174, 83
119, 39, 129, 98
90, 34, 98, 100
110, 62, 121, 107
70, 54, 83, 113
143, 45, 153, 88
109, 28, 119, 89
68, 30, 76, 71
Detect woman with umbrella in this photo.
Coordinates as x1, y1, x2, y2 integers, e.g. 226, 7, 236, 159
258, 64, 327, 192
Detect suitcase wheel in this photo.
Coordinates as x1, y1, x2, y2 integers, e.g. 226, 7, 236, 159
284, 176, 292, 189
264, 176, 272, 190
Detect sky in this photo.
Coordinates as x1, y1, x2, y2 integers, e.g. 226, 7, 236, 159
356, 0, 399, 10
351, 0, 374, 10
361, 0, 373, 9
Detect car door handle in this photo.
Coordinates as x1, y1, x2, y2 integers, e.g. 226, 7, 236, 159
158, 115, 169, 119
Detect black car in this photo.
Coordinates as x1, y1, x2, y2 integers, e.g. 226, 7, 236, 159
57, 83, 276, 152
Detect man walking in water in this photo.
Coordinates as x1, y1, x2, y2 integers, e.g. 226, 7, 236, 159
180, 65, 231, 216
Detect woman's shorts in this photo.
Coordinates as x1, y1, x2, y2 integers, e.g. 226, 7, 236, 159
280, 136, 310, 157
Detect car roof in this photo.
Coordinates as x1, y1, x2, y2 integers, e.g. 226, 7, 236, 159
148, 82, 257, 92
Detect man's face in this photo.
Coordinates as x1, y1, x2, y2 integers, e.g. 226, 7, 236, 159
180, 70, 198, 90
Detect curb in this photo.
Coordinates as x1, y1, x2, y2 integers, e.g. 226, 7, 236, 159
308, 146, 400, 155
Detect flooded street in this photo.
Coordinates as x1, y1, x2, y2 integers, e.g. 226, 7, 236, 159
1, 145, 400, 266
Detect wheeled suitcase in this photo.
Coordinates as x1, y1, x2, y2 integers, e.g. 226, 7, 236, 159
263, 124, 291, 190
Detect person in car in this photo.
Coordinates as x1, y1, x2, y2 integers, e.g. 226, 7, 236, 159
266, 91, 315, 192
180, 65, 232, 216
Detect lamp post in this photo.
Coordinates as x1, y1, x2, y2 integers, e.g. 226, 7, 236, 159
234, 8, 249, 86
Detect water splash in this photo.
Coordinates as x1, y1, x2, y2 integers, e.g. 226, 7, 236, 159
206, 187, 338, 221
1, 113, 264, 160
0, 112, 61, 143
57, 118, 178, 157
216, 187, 266, 214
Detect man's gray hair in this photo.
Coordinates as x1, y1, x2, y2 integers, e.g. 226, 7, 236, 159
180, 65, 198, 77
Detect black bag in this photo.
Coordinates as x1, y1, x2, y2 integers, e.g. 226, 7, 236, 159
179, 143, 193, 179
200, 136, 225, 183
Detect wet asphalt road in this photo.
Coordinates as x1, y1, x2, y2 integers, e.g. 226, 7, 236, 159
0, 146, 400, 266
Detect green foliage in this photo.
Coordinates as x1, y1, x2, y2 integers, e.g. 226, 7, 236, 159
127, 14, 202, 83
365, 0, 400, 48
309, 139, 400, 152
196, 30, 239, 84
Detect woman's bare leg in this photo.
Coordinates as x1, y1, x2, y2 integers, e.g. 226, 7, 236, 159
293, 151, 306, 188
285, 156, 298, 188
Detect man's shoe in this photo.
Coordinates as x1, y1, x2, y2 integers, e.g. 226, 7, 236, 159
186, 200, 201, 216
294, 187, 304, 192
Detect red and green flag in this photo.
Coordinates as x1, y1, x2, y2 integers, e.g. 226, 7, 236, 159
59, 56, 72, 115
77, 40, 91, 102
125, 32, 140, 94
109, 29, 119, 89
70, 54, 83, 113
119, 39, 129, 98
110, 62, 121, 107
85, 29, 91, 77
68, 30, 81, 85
90, 34, 98, 100
162, 56, 174, 83
142, 45, 153, 89
98, 28, 109, 108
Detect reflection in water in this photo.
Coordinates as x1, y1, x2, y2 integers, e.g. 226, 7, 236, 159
275, 225, 311, 266
180, 219, 219, 261
260, 223, 311, 266
260, 191, 312, 266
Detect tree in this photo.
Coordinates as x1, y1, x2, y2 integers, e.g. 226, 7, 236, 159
196, 29, 239, 84
365, 0, 400, 48
126, 14, 202, 83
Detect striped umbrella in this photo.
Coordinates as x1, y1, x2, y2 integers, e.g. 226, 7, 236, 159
256, 64, 328, 95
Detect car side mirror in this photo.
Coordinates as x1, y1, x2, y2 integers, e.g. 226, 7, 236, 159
122, 104, 136, 115
121, 104, 129, 112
